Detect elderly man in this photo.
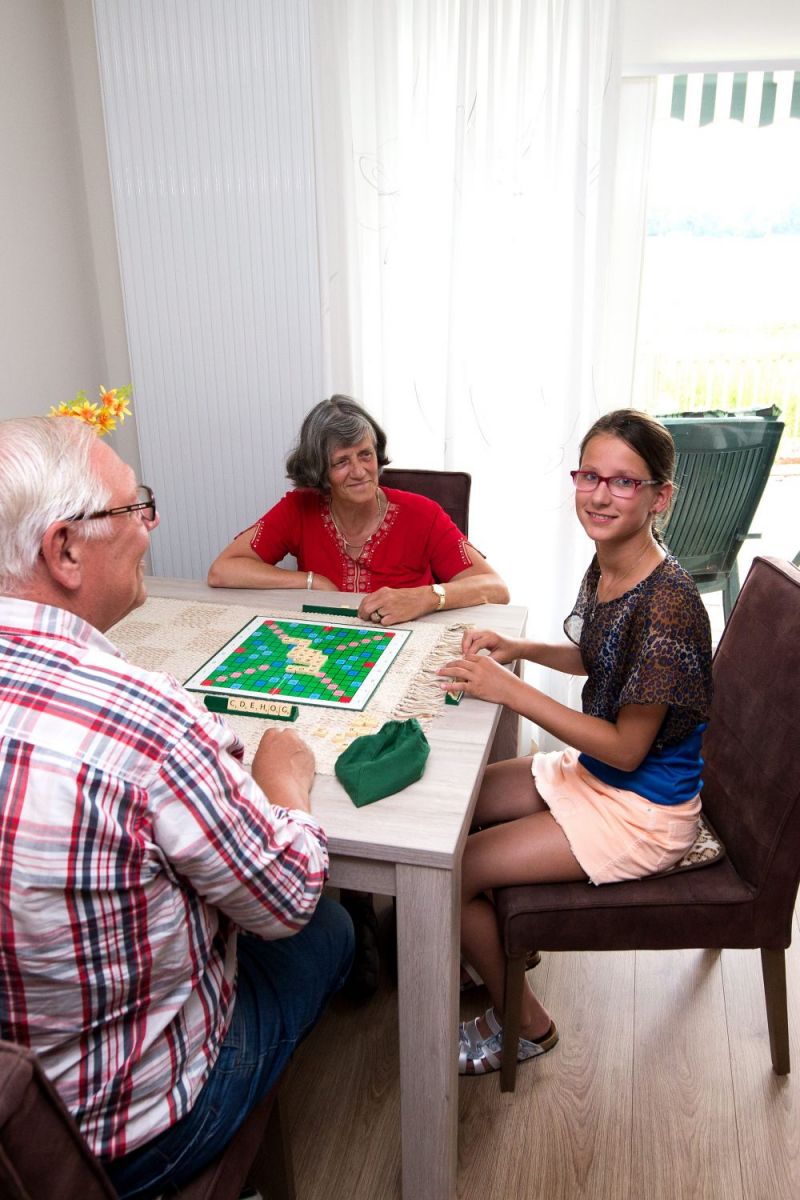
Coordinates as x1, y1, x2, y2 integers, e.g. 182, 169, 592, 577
0, 416, 353, 1199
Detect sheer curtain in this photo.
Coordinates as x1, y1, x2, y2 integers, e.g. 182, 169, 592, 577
310, 0, 620, 747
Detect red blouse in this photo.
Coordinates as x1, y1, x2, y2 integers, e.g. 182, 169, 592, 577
249, 487, 473, 593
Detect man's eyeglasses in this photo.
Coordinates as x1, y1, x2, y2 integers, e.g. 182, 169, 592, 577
570, 470, 658, 500
67, 484, 157, 524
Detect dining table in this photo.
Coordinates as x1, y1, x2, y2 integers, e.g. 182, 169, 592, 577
119, 578, 527, 1200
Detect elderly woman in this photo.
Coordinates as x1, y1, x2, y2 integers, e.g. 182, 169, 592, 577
207, 395, 509, 621
209, 396, 509, 999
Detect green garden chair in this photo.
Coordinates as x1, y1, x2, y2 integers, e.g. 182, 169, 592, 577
660, 416, 784, 621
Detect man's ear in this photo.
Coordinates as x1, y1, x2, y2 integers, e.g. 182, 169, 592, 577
39, 522, 84, 591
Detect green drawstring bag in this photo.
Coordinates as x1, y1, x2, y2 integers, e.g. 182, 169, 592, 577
334, 718, 430, 807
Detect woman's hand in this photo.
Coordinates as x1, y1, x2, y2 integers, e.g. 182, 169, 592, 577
358, 586, 434, 626
438, 654, 518, 706
461, 627, 523, 664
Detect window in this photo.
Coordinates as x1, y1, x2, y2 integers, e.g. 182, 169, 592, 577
633, 71, 800, 462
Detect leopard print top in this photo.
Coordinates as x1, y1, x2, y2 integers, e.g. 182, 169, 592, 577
563, 554, 712, 751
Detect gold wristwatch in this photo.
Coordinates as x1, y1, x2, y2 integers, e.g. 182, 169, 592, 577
431, 583, 446, 611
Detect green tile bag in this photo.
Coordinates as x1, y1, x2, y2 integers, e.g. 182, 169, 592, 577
334, 718, 430, 807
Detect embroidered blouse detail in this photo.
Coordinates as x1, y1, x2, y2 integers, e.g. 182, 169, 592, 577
250, 487, 472, 593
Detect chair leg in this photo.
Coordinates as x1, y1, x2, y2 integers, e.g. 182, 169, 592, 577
760, 947, 790, 1076
500, 954, 528, 1093
722, 562, 740, 623
246, 1092, 296, 1200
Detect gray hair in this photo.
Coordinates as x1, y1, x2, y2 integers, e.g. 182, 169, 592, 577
0, 416, 113, 593
285, 395, 390, 490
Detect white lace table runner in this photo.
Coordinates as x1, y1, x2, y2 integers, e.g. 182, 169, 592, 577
110, 597, 466, 774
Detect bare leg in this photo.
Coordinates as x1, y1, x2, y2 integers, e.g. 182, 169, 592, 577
471, 756, 541, 829
461, 758, 586, 1040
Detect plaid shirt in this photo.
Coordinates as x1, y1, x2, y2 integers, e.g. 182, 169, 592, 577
0, 598, 328, 1158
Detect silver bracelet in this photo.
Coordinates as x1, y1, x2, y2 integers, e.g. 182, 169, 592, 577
306, 571, 314, 590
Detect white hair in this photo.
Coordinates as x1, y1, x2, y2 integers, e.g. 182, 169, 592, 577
0, 416, 113, 593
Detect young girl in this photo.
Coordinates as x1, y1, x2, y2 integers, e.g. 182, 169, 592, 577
441, 410, 712, 1076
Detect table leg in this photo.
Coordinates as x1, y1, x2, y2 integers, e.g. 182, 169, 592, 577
395, 862, 460, 1200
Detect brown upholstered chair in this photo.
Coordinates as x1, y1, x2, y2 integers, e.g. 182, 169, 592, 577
380, 467, 471, 536
495, 556, 800, 1092
0, 1038, 295, 1199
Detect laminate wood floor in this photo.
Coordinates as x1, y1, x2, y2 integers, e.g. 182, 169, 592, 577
283, 901, 800, 1200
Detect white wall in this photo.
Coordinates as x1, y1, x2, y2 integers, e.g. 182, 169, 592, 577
93, 0, 323, 580
0, 0, 140, 470
621, 0, 800, 69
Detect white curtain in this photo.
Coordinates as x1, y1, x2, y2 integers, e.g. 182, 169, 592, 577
310, 0, 620, 747
595, 75, 657, 413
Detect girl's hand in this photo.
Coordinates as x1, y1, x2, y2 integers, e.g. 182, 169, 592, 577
461, 627, 521, 664
438, 655, 517, 705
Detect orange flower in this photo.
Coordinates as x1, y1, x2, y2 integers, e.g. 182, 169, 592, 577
94, 408, 118, 437
99, 386, 132, 420
72, 401, 101, 426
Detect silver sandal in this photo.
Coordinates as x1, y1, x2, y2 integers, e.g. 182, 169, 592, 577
459, 1005, 502, 1048
458, 1009, 559, 1076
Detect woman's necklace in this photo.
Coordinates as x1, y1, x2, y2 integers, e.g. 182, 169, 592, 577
329, 489, 386, 553
592, 540, 658, 615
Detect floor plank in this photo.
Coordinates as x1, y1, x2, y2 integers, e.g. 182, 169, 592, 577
722, 937, 800, 1200
631, 949, 743, 1200
283, 911, 800, 1200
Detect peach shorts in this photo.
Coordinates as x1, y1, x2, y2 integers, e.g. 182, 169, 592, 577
533, 748, 701, 886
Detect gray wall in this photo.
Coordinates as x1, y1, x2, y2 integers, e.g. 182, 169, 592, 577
0, 0, 140, 473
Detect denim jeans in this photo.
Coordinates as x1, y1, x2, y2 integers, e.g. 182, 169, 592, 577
105, 896, 354, 1199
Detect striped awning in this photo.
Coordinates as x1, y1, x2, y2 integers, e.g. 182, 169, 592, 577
658, 70, 800, 127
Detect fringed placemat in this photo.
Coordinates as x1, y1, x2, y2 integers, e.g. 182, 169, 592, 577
110, 597, 466, 774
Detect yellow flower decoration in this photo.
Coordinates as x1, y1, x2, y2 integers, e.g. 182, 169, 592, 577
99, 386, 132, 421
94, 408, 118, 435
49, 385, 133, 437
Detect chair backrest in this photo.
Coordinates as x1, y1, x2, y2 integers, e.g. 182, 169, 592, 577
0, 1039, 118, 1200
700, 558, 800, 922
380, 467, 471, 536
660, 417, 783, 578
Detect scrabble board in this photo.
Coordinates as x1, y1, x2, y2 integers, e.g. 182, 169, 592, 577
183, 616, 412, 712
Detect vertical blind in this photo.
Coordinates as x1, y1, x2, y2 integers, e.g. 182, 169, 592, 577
93, 0, 323, 579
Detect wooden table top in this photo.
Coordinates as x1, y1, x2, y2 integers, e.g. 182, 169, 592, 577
127, 578, 527, 871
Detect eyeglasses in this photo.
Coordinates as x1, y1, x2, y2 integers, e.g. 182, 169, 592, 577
570, 470, 658, 499
66, 484, 157, 524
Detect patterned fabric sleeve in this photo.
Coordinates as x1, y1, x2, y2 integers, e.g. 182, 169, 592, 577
563, 559, 599, 647
616, 573, 711, 722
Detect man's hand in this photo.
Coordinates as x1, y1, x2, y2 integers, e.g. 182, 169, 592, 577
251, 728, 316, 814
